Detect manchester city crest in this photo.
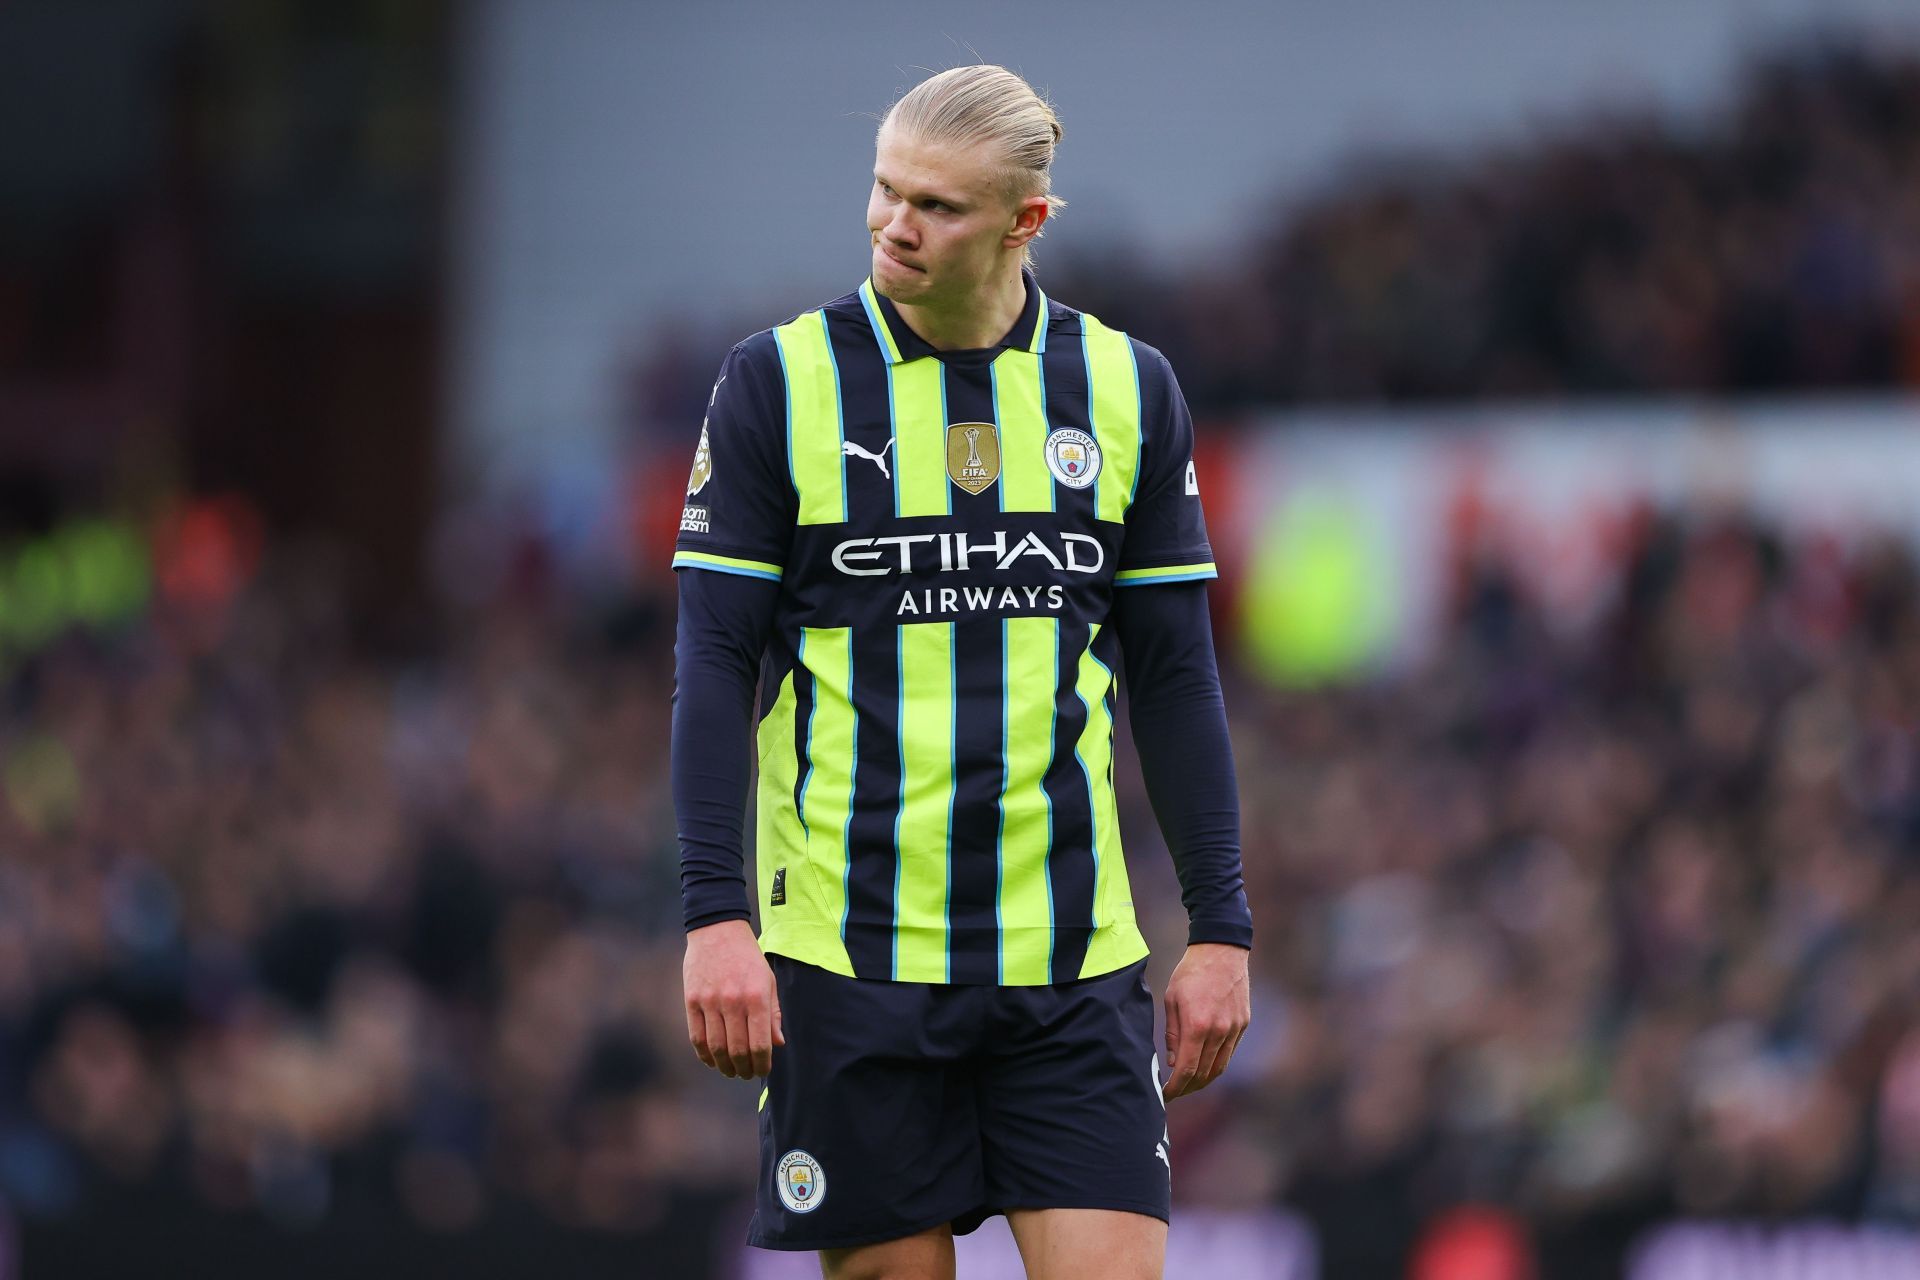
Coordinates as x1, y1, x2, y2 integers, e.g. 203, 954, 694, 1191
775, 1149, 826, 1213
1044, 427, 1101, 489
946, 422, 1000, 495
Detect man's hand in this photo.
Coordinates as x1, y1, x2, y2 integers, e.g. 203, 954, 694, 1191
683, 919, 784, 1079
1161, 942, 1250, 1101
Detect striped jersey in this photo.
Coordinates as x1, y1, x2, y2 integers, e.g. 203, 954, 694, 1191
672, 270, 1217, 986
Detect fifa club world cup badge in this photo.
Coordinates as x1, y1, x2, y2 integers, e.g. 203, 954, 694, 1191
946, 423, 1001, 495
775, 1149, 826, 1213
1044, 427, 1101, 489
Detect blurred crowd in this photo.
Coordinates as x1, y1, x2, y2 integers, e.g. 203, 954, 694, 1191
635, 43, 1920, 431
2, 494, 1918, 1276
1198, 505, 1920, 1276
1047, 43, 1920, 411
0, 550, 746, 1260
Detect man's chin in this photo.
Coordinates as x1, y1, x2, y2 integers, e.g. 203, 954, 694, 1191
872, 258, 930, 301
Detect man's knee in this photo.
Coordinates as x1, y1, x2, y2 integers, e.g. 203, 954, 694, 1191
819, 1224, 955, 1280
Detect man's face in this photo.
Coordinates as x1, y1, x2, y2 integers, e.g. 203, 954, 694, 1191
868, 123, 1027, 307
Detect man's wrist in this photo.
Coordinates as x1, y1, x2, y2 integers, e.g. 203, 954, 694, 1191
684, 906, 753, 933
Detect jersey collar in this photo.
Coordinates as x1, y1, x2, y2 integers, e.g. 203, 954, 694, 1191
857, 268, 1050, 365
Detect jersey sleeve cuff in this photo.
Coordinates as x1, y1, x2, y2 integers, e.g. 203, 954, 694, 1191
685, 906, 754, 932
673, 550, 785, 581
1114, 561, 1218, 587
1187, 917, 1254, 950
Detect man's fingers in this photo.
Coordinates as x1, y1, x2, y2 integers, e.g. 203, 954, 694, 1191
709, 1007, 735, 1076
747, 1002, 774, 1078
688, 1002, 718, 1071
1164, 1004, 1203, 1101
1206, 1025, 1245, 1088
723, 1001, 754, 1080
1191, 1027, 1232, 1093
1216, 1024, 1248, 1081
1189, 1015, 1252, 1095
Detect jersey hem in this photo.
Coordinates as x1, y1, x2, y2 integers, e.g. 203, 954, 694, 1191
760, 924, 1148, 985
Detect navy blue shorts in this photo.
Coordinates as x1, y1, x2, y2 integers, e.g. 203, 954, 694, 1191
748, 955, 1172, 1251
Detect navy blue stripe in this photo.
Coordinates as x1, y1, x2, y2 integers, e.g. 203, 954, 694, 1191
1040, 309, 1098, 526
842, 627, 901, 979
1044, 619, 1098, 981
826, 307, 894, 523
791, 638, 817, 843
946, 617, 1006, 985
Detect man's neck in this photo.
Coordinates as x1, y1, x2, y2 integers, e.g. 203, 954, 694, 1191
892, 267, 1027, 353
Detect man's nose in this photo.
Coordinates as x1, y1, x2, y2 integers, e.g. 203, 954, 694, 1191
883, 205, 918, 245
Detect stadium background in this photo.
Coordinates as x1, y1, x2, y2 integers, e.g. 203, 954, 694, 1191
4, 1, 1920, 1276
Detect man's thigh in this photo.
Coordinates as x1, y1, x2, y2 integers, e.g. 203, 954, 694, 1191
820, 1224, 957, 1280
1007, 1208, 1166, 1280
748, 957, 988, 1252
976, 960, 1173, 1223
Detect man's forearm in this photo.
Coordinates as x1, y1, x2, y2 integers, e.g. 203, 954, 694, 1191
1112, 583, 1253, 949
672, 568, 781, 930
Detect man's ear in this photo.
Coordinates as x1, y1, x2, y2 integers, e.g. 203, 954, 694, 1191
1006, 195, 1051, 248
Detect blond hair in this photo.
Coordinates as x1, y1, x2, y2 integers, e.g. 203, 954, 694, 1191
881, 65, 1065, 265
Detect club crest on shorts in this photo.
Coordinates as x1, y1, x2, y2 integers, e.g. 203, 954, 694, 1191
775, 1149, 826, 1213
946, 423, 1000, 495
1045, 427, 1100, 489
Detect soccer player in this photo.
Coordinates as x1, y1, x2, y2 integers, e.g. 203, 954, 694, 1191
671, 65, 1251, 1280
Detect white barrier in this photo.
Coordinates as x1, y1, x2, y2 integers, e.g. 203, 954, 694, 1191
1223, 396, 1920, 665
735, 1206, 1315, 1280
1631, 1222, 1920, 1280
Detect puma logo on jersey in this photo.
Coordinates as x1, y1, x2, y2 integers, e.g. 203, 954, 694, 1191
843, 438, 895, 479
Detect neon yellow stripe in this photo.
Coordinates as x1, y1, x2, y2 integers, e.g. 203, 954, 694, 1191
754, 671, 852, 975
1113, 562, 1216, 584
993, 349, 1052, 513
758, 1087, 769, 1112
672, 551, 784, 580
1082, 315, 1141, 525
892, 357, 948, 518
799, 628, 855, 960
754, 670, 803, 913
774, 310, 846, 526
1073, 631, 1145, 977
895, 622, 953, 981
998, 616, 1057, 983
860, 279, 903, 364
